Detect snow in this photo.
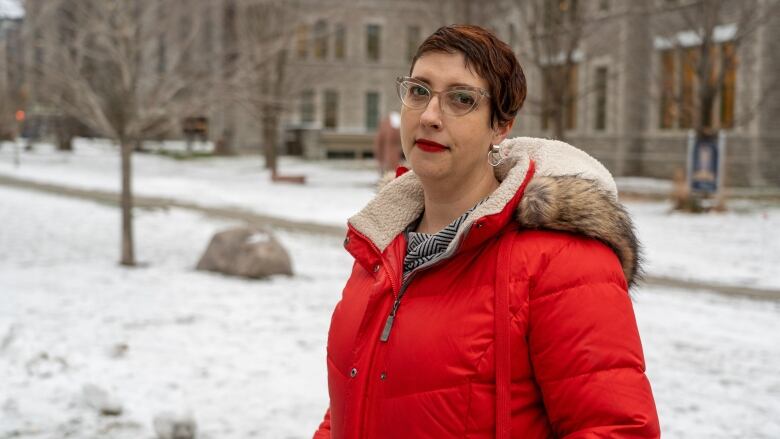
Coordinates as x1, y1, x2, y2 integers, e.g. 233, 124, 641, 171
0, 186, 350, 438
0, 0, 22, 18
1, 139, 778, 290
636, 287, 780, 438
1, 184, 779, 438
630, 202, 780, 290
0, 139, 378, 226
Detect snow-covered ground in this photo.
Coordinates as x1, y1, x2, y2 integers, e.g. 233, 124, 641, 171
1, 139, 778, 291
1, 185, 779, 438
0, 186, 348, 438
0, 0, 23, 18
0, 139, 378, 226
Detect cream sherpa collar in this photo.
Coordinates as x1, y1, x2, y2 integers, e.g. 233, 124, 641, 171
348, 136, 641, 287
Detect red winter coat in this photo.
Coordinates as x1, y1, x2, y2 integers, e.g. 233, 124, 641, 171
314, 137, 660, 438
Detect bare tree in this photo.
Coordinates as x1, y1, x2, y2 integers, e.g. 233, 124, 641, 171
652, 0, 780, 135
233, 0, 291, 176
26, 0, 212, 266
483, 0, 607, 141
225, 0, 338, 179
478, 0, 631, 141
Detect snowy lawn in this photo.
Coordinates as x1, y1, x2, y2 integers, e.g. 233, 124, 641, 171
630, 202, 780, 290
0, 186, 350, 438
1, 139, 779, 290
1, 186, 779, 438
0, 139, 378, 226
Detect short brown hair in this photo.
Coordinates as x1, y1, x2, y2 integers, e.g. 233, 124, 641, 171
410, 24, 526, 128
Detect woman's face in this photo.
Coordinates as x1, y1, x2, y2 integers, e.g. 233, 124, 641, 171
401, 51, 512, 185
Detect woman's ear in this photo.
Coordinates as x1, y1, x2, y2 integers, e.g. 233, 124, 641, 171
491, 119, 515, 145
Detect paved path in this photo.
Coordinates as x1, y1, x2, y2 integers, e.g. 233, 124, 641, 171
2, 173, 778, 301
0, 173, 345, 236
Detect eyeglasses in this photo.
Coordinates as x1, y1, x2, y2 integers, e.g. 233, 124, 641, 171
395, 76, 490, 117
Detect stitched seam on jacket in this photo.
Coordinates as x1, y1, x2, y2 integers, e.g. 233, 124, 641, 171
529, 281, 623, 304
463, 379, 473, 438
472, 288, 526, 377
473, 231, 527, 374
382, 383, 465, 400
538, 365, 643, 384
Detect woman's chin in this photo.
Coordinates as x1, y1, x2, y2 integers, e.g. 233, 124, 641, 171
410, 162, 451, 182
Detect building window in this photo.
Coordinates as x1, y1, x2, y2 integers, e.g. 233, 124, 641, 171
334, 24, 346, 59
594, 67, 608, 131
566, 65, 578, 129
720, 42, 736, 129
366, 24, 381, 61
179, 14, 192, 68
300, 90, 315, 124
296, 24, 309, 59
222, 0, 238, 68
508, 23, 517, 50
541, 64, 578, 131
157, 35, 167, 73
314, 20, 328, 60
406, 25, 420, 61
658, 43, 736, 130
323, 90, 339, 129
679, 47, 697, 129
202, 14, 213, 69
659, 49, 676, 129
366, 92, 380, 130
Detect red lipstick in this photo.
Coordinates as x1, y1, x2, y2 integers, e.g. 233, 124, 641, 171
415, 139, 449, 153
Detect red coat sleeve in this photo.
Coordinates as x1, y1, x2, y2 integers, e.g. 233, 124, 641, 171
312, 408, 331, 439
527, 235, 660, 437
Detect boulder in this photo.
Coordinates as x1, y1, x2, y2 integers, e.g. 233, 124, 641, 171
153, 411, 197, 439
196, 227, 293, 279
82, 384, 123, 416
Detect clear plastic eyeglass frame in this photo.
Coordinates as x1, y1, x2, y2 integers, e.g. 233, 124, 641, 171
395, 76, 491, 117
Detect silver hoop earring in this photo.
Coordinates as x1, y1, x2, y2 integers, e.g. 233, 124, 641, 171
488, 144, 504, 167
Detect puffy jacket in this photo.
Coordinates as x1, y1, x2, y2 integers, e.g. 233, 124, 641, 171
314, 137, 660, 438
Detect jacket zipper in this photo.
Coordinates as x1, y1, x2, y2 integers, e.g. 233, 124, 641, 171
379, 224, 474, 342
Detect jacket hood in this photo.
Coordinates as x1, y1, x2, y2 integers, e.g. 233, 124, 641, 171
349, 136, 641, 288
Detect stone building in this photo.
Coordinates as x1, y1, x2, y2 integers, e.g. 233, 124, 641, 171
270, 0, 780, 187
475, 0, 780, 187
11, 0, 780, 187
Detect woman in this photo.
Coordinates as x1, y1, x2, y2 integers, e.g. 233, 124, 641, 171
314, 25, 660, 438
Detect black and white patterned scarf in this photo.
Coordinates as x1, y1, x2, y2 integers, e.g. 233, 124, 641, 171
402, 199, 485, 283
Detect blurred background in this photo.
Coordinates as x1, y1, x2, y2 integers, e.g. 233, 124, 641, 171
0, 0, 778, 438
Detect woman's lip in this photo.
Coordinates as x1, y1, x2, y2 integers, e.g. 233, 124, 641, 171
415, 139, 449, 152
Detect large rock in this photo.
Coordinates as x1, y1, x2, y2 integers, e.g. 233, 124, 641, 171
196, 227, 293, 279
82, 384, 123, 416
153, 411, 197, 439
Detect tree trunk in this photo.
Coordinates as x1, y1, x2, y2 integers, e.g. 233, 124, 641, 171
55, 117, 74, 151
119, 140, 135, 266
57, 134, 73, 151
552, 107, 566, 142
215, 128, 233, 155
262, 107, 278, 176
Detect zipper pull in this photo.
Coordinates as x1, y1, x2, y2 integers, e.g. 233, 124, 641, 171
380, 299, 402, 342
380, 314, 395, 342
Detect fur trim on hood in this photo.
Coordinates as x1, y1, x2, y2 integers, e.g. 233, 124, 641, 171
350, 137, 642, 288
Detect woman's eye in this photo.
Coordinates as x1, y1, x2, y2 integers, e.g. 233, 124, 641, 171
410, 85, 429, 97
451, 92, 475, 106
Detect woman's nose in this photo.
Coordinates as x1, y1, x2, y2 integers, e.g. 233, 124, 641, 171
419, 95, 442, 129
